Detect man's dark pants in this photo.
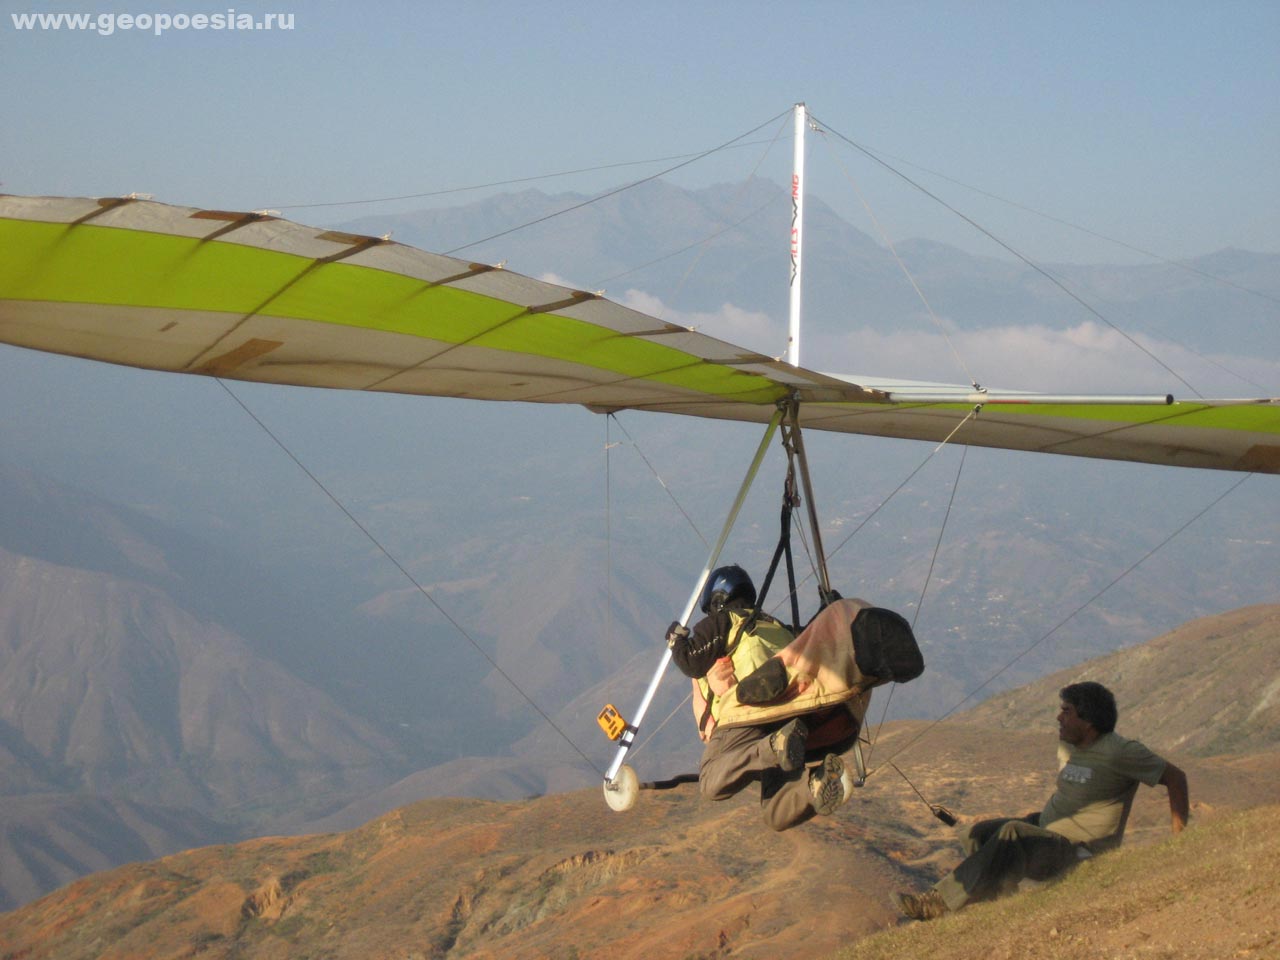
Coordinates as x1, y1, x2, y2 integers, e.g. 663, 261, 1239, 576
933, 814, 1083, 910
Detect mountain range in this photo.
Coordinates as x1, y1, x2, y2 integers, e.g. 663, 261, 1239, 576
340, 179, 1280, 378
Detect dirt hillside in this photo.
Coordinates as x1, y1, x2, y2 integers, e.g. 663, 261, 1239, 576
1, 606, 1277, 959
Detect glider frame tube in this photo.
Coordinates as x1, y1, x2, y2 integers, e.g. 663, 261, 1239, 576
603, 405, 786, 787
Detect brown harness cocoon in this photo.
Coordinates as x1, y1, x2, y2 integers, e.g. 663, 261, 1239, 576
714, 598, 908, 729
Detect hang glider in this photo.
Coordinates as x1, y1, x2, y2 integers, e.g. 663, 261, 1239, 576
2, 194, 1277, 474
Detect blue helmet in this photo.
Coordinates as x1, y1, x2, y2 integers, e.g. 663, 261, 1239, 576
700, 564, 756, 614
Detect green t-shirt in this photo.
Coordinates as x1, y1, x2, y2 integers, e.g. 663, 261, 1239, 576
1039, 732, 1167, 848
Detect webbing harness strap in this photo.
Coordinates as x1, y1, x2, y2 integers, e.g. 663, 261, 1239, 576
755, 461, 802, 631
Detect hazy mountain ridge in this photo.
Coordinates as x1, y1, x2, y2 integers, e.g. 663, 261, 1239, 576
0, 793, 229, 916
0, 544, 410, 910
955, 602, 1280, 755
340, 179, 1280, 361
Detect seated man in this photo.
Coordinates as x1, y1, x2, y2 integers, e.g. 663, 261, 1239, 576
893, 681, 1190, 920
667, 564, 861, 831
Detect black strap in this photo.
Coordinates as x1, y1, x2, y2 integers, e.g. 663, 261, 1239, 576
755, 466, 802, 630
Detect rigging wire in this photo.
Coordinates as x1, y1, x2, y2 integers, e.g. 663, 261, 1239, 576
864, 444, 969, 769
808, 111, 1207, 399
660, 115, 792, 312
211, 378, 606, 777
591, 193, 779, 289
443, 109, 793, 257
826, 139, 1280, 308
607, 413, 709, 549
911, 444, 969, 630
816, 127, 982, 390
762, 407, 980, 635
1030, 262, 1277, 396
625, 688, 694, 762
269, 137, 788, 212
824, 408, 981, 567
865, 469, 1257, 782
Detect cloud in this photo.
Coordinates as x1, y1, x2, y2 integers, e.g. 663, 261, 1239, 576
616, 289, 784, 358
539, 274, 1277, 399
812, 322, 1278, 398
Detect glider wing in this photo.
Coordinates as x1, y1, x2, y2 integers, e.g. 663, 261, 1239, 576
1, 195, 1276, 474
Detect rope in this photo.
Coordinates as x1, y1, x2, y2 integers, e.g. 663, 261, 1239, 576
443, 109, 793, 256
866, 470, 1256, 781
864, 444, 970, 769
811, 136, 1280, 308
607, 413, 709, 548
809, 111, 1206, 399
269, 136, 788, 212
818, 127, 982, 390
212, 378, 606, 776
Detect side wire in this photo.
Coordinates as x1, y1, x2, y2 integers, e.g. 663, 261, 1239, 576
809, 111, 1205, 399
271, 136, 789, 212
213, 378, 606, 777
825, 408, 980, 566
444, 108, 793, 257
607, 413, 709, 548
867, 470, 1256, 781
593, 195, 780, 290
863, 444, 969, 769
810, 134, 1280, 307
624, 689, 694, 763
764, 407, 980, 625
816, 127, 981, 390
605, 415, 615, 656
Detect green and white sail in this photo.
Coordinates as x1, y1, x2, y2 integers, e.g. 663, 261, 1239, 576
2, 194, 1277, 474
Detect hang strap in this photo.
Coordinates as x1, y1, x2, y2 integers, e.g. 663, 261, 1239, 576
755, 461, 802, 630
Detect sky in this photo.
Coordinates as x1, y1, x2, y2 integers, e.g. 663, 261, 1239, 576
0, 0, 1276, 745
2, 1, 1278, 532
2, 0, 1278, 264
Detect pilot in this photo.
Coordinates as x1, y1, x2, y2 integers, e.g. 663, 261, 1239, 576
667, 564, 856, 830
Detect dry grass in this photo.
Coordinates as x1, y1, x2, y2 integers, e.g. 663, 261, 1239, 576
837, 803, 1280, 960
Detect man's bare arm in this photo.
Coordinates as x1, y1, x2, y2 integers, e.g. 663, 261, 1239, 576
1159, 762, 1190, 834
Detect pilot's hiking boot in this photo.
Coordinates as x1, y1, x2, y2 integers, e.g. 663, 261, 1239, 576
807, 753, 850, 815
768, 717, 808, 772
891, 889, 950, 921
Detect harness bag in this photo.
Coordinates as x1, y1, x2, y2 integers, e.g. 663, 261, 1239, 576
716, 598, 925, 729
851, 606, 924, 685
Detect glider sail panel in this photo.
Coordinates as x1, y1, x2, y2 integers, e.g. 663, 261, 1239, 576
800, 399, 1280, 474
0, 195, 881, 412
1, 195, 1277, 474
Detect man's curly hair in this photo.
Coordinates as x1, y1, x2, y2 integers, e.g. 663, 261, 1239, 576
1060, 681, 1117, 734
